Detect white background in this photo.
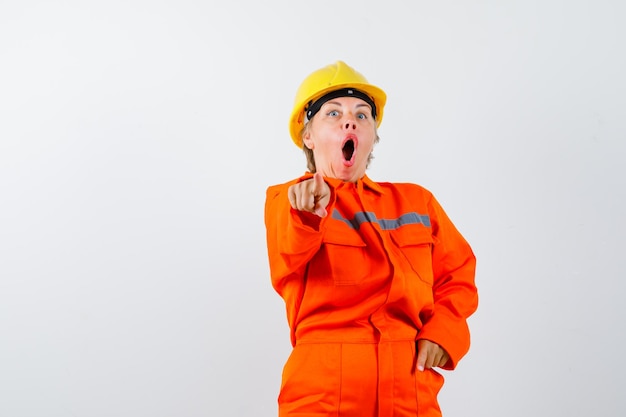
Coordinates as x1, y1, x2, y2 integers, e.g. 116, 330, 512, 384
1, 1, 625, 416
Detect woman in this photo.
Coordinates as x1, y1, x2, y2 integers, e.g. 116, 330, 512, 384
265, 60, 478, 417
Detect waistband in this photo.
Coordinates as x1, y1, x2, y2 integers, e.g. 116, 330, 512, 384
295, 325, 419, 345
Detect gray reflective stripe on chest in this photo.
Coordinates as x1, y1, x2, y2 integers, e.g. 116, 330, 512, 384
331, 209, 431, 230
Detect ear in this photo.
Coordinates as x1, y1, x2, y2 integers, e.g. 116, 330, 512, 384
302, 131, 314, 150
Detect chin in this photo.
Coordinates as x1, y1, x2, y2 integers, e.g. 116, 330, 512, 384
340, 169, 365, 183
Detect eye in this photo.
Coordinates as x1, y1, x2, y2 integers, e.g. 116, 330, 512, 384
357, 113, 367, 120
328, 110, 339, 117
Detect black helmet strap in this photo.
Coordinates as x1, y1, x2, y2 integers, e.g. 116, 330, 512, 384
305, 88, 377, 122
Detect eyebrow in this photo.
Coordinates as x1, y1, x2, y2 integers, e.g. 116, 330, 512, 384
323, 100, 372, 110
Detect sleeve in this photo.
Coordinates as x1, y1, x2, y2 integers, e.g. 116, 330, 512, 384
417, 193, 478, 370
264, 178, 335, 345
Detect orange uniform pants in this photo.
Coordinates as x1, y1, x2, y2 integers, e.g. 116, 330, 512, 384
279, 340, 444, 417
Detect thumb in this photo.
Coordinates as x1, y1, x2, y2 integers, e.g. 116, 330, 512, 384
312, 172, 326, 194
416, 343, 427, 372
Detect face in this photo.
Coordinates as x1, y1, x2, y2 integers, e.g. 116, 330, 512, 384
302, 96, 377, 183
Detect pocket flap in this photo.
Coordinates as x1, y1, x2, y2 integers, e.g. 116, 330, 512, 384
323, 223, 367, 247
390, 225, 433, 247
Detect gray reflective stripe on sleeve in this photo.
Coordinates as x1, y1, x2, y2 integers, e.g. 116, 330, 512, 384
331, 209, 431, 230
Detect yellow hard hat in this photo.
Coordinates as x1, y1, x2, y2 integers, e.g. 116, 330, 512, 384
289, 60, 387, 148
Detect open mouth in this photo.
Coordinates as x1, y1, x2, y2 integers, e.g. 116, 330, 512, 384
342, 138, 355, 162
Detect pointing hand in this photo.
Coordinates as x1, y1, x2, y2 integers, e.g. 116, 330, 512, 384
287, 172, 331, 218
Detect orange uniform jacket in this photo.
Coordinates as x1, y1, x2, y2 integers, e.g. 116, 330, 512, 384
265, 174, 478, 417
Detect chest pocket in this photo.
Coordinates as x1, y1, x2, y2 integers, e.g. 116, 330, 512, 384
389, 225, 434, 286
309, 224, 371, 286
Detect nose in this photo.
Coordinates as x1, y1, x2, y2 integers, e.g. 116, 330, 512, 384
342, 113, 357, 130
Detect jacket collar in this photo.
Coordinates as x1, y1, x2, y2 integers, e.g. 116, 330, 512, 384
301, 173, 384, 195
361, 174, 384, 194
